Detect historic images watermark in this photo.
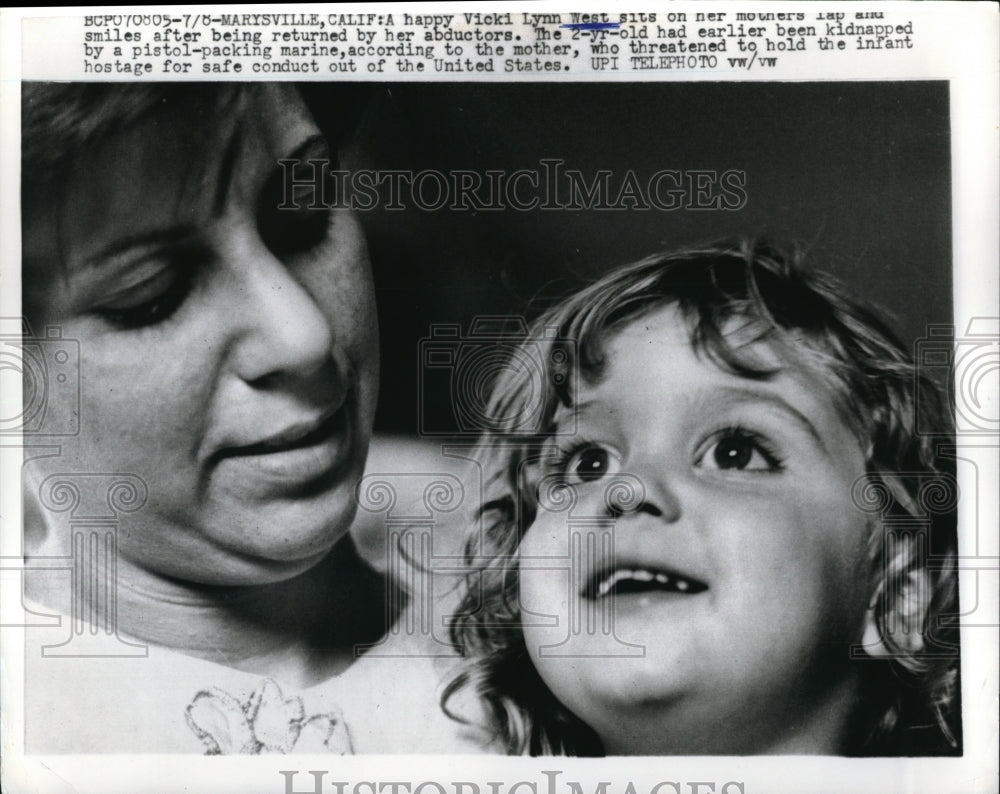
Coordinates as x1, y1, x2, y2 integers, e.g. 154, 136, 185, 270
277, 770, 747, 794
279, 158, 748, 212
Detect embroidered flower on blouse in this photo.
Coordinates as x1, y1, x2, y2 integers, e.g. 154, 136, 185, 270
185, 678, 353, 754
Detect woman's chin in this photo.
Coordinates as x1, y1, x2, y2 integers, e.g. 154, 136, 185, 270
216, 503, 357, 574
118, 495, 358, 588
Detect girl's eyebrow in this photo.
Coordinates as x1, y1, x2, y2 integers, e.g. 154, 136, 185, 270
572, 387, 827, 451
713, 386, 828, 451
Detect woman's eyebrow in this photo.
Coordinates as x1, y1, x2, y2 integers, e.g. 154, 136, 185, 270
77, 227, 197, 273
75, 134, 332, 274
264, 134, 333, 205
276, 134, 333, 172
212, 128, 246, 217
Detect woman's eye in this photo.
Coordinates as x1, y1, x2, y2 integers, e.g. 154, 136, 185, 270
258, 161, 337, 257
259, 203, 333, 257
95, 269, 193, 330
701, 430, 782, 472
560, 444, 622, 484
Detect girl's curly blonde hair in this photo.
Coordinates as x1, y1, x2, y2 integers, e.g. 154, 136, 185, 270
443, 239, 961, 756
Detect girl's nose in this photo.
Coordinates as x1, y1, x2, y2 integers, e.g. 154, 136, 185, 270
605, 465, 682, 523
603, 474, 649, 517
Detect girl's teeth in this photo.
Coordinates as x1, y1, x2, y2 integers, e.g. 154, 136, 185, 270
591, 567, 703, 598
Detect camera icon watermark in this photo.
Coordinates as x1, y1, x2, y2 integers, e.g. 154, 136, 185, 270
0, 318, 80, 437
5, 472, 149, 657
353, 470, 467, 657
916, 317, 999, 437
417, 316, 575, 437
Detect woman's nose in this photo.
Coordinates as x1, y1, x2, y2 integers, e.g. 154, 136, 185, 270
223, 232, 334, 385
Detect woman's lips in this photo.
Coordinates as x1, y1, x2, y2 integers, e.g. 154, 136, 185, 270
214, 403, 352, 494
235, 406, 341, 455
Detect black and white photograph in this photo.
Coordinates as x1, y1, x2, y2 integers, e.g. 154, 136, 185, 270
1, 4, 997, 793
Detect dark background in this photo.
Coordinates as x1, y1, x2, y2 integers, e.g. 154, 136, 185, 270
315, 82, 952, 435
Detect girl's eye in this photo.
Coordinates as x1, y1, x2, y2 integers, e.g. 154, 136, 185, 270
95, 267, 194, 330
701, 429, 782, 473
558, 443, 622, 485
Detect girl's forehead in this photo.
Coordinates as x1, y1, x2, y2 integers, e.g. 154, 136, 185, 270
602, 304, 837, 381
564, 306, 851, 425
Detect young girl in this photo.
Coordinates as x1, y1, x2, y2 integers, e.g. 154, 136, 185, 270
443, 239, 961, 756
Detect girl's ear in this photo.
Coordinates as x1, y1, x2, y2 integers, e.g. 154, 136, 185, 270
861, 536, 932, 657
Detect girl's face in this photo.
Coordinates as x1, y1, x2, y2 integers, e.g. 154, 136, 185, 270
518, 305, 875, 754
22, 85, 379, 585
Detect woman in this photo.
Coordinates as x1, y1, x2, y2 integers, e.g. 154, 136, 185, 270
19, 83, 481, 753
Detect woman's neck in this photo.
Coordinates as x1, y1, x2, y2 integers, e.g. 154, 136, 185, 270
26, 535, 398, 689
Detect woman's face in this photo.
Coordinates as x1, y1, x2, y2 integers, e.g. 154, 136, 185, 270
22, 85, 379, 585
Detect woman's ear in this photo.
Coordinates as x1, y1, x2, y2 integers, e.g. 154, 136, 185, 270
861, 536, 932, 657
22, 457, 55, 554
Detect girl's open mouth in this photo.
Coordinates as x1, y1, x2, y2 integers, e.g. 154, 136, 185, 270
583, 565, 708, 600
